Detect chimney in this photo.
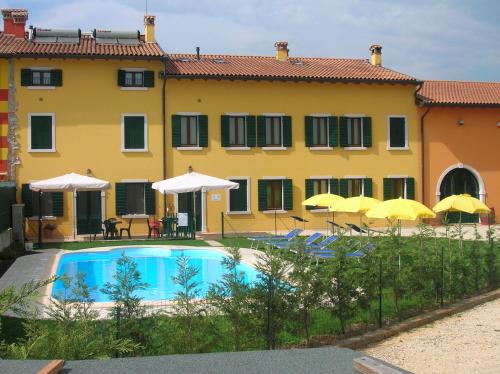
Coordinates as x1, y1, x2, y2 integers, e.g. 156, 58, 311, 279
274, 41, 289, 61
369, 44, 382, 66
144, 14, 156, 43
2, 8, 28, 38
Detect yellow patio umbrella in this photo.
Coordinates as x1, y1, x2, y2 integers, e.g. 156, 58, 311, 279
432, 194, 490, 215
302, 193, 345, 234
365, 197, 436, 221
335, 196, 381, 234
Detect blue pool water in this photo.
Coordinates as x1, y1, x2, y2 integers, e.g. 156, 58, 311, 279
52, 247, 259, 302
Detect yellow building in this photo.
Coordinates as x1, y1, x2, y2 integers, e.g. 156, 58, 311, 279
164, 43, 421, 233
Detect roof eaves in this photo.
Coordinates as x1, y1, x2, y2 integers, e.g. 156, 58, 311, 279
11, 52, 165, 60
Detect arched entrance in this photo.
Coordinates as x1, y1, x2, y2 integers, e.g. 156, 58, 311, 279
438, 166, 481, 223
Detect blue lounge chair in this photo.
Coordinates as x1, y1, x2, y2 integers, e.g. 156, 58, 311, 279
273, 232, 323, 249
248, 228, 303, 249
312, 243, 376, 259
304, 235, 338, 252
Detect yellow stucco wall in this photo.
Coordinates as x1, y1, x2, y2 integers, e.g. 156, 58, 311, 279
166, 79, 420, 233
0, 59, 9, 180
15, 58, 164, 239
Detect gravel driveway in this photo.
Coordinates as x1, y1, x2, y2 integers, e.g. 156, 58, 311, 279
363, 298, 500, 374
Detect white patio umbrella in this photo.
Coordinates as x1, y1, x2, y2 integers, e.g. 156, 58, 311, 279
30, 173, 111, 245
152, 168, 239, 232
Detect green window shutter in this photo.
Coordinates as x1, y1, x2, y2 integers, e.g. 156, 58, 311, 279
283, 179, 293, 211
389, 117, 406, 148
329, 178, 339, 195
229, 179, 247, 212
257, 116, 266, 147
144, 182, 156, 215
30, 115, 53, 150
22, 184, 33, 217
339, 179, 349, 198
383, 178, 393, 201
305, 179, 314, 210
339, 116, 348, 147
406, 178, 415, 200
329, 116, 339, 147
143, 70, 155, 87
305, 116, 313, 147
21, 69, 32, 86
198, 115, 208, 147
52, 192, 64, 217
246, 115, 256, 147
220, 115, 230, 147
258, 179, 267, 211
282, 116, 292, 147
363, 117, 372, 147
171, 115, 181, 147
124, 116, 145, 150
363, 178, 373, 197
117, 69, 126, 87
51, 69, 63, 86
115, 183, 127, 215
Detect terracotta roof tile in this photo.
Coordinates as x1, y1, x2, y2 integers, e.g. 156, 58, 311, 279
0, 32, 164, 59
166, 54, 419, 83
419, 80, 500, 106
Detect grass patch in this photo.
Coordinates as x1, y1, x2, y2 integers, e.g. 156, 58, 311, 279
40, 239, 209, 251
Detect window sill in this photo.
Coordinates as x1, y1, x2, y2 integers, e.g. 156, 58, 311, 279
28, 149, 56, 153
27, 86, 56, 90
223, 147, 251, 151
122, 214, 149, 219
176, 146, 203, 151
120, 87, 149, 91
226, 211, 252, 215
28, 216, 57, 221
263, 210, 287, 214
387, 146, 409, 151
310, 209, 329, 213
262, 147, 287, 151
343, 146, 367, 151
309, 146, 333, 151
122, 148, 148, 153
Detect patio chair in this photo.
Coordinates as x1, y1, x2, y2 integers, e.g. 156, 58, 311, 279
119, 219, 133, 239
304, 235, 338, 252
94, 221, 107, 240
347, 223, 385, 236
274, 232, 323, 250
248, 229, 303, 249
147, 218, 162, 239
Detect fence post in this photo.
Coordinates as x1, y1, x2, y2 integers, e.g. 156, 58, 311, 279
221, 211, 225, 239
378, 257, 383, 328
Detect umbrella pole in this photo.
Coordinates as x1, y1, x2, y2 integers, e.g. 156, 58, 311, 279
332, 211, 335, 235
38, 191, 42, 249
193, 191, 197, 235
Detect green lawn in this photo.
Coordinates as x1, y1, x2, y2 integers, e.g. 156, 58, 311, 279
40, 238, 209, 250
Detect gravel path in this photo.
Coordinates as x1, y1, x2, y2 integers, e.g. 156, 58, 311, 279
363, 298, 500, 373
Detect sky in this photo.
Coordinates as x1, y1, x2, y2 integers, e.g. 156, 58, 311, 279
2, 0, 499, 81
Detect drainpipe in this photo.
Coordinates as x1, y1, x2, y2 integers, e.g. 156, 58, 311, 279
161, 57, 167, 217
415, 83, 432, 205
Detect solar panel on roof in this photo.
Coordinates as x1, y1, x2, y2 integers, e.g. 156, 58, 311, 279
93, 29, 140, 45
32, 28, 81, 44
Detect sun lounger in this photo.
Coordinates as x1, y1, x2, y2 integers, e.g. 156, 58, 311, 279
347, 223, 385, 235
274, 232, 323, 250
248, 228, 303, 249
304, 235, 338, 252
311, 242, 376, 259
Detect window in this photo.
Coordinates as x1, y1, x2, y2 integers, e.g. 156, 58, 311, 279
125, 71, 143, 87
340, 178, 373, 198
347, 117, 362, 147
115, 182, 156, 216
221, 115, 256, 148
21, 69, 62, 87
266, 117, 282, 146
117, 69, 155, 88
229, 117, 246, 146
312, 117, 328, 146
305, 116, 338, 148
388, 116, 407, 149
122, 115, 147, 151
257, 115, 292, 148
172, 114, 208, 148
383, 177, 415, 200
258, 179, 293, 211
21, 184, 63, 217
228, 178, 249, 213
29, 114, 55, 152
305, 178, 335, 210
339, 116, 372, 148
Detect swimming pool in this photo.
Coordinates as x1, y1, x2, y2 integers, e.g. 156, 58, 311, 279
52, 247, 259, 302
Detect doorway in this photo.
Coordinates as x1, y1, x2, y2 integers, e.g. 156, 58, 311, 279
439, 168, 480, 223
76, 191, 103, 235
177, 191, 202, 231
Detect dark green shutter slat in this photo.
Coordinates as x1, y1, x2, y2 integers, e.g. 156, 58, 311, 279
258, 180, 267, 211
363, 117, 372, 147
389, 117, 406, 148
383, 178, 392, 201
145, 182, 156, 215
282, 116, 292, 147
246, 116, 256, 147
21, 69, 32, 86
22, 184, 33, 217
124, 116, 145, 149
283, 179, 293, 211
230, 179, 247, 212
305, 116, 313, 147
52, 192, 64, 217
143, 70, 155, 87
406, 178, 415, 200
221, 115, 230, 147
329, 116, 338, 147
329, 179, 339, 195
257, 116, 266, 147
363, 178, 373, 197
339, 179, 348, 198
51, 69, 63, 86
198, 115, 208, 147
117, 69, 126, 87
115, 183, 126, 215
305, 179, 314, 210
31, 116, 53, 150
171, 115, 181, 147
339, 116, 348, 147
